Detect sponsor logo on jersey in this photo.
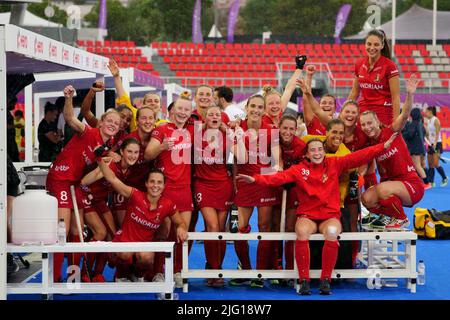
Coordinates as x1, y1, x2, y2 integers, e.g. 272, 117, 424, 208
407, 165, 416, 172
54, 165, 70, 172
360, 83, 384, 90
261, 197, 276, 203
377, 147, 398, 162
131, 212, 160, 229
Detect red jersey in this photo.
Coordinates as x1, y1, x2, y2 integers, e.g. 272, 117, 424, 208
190, 109, 231, 126
82, 161, 128, 201
194, 129, 230, 182
355, 56, 399, 125
281, 136, 306, 169
48, 126, 105, 182
113, 130, 128, 150
306, 116, 326, 136
254, 143, 385, 220
369, 126, 418, 182
238, 120, 279, 176
343, 125, 368, 152
261, 111, 283, 129
151, 122, 193, 186
114, 189, 176, 242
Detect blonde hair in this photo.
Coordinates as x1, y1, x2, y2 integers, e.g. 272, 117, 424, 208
136, 106, 156, 119
100, 108, 121, 121
143, 92, 161, 104
262, 85, 281, 100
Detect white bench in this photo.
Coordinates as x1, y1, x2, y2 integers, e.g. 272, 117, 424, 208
181, 231, 418, 293
7, 241, 175, 300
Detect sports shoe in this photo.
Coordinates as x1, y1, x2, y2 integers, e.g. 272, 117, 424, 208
81, 274, 91, 282
152, 273, 165, 282
441, 178, 448, 187
206, 278, 225, 288
319, 278, 332, 295
250, 279, 265, 288
298, 279, 311, 295
431, 182, 436, 187
369, 215, 391, 229
229, 278, 251, 286
424, 183, 432, 190
385, 217, 410, 229
129, 274, 145, 282
361, 213, 378, 225
174, 272, 183, 288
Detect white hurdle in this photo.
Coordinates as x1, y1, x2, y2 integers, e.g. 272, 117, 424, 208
181, 231, 418, 293
7, 241, 175, 300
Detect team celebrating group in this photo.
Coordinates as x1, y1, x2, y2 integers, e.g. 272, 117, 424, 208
45, 29, 437, 295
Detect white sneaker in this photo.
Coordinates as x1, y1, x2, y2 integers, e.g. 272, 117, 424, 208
129, 274, 145, 282
174, 272, 183, 288
152, 273, 165, 282
115, 277, 131, 282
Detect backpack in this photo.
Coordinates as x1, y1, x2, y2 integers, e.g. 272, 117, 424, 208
414, 207, 450, 239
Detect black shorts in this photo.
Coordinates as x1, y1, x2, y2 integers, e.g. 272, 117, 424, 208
7, 184, 18, 197
428, 142, 443, 155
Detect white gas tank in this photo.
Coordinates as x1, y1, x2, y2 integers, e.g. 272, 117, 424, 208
12, 185, 58, 245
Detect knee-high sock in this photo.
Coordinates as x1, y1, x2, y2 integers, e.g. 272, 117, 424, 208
437, 166, 447, 180
321, 240, 340, 280
234, 226, 252, 270
204, 240, 221, 269
295, 240, 310, 281
219, 240, 226, 268
364, 173, 378, 191
68, 234, 83, 269
168, 227, 183, 274
285, 240, 294, 270
53, 252, 65, 282
256, 240, 273, 270
135, 261, 152, 278
115, 257, 132, 279
151, 250, 165, 278
369, 195, 406, 220
428, 167, 435, 183
81, 237, 100, 278
93, 253, 108, 276
351, 241, 360, 268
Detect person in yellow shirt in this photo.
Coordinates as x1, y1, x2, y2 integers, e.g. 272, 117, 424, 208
13, 110, 25, 153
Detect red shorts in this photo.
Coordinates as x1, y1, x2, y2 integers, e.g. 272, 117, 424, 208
234, 180, 280, 207
297, 213, 342, 223
112, 229, 155, 243
286, 187, 299, 210
401, 178, 425, 207
193, 178, 233, 211
82, 195, 110, 214
46, 176, 84, 209
112, 192, 129, 212
163, 184, 194, 212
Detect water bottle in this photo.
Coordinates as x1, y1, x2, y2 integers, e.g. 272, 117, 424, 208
417, 260, 426, 285
57, 219, 66, 245
230, 204, 239, 233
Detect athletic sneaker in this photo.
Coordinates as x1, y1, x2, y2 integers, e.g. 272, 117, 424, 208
250, 279, 265, 288
441, 178, 448, 187
229, 278, 251, 286
368, 215, 391, 229
174, 272, 183, 288
206, 278, 226, 288
152, 273, 165, 282
319, 278, 332, 295
7, 254, 19, 274
361, 213, 378, 225
385, 218, 410, 229
298, 279, 311, 295
431, 182, 436, 187
130, 274, 145, 282
81, 274, 91, 282
424, 183, 432, 190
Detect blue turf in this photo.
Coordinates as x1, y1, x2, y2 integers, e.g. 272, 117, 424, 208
8, 162, 450, 300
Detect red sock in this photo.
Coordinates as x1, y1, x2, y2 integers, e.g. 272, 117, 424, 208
256, 240, 272, 269
379, 196, 407, 219
219, 240, 226, 268
295, 240, 310, 281
152, 251, 165, 276
321, 240, 339, 280
93, 253, 108, 276
234, 226, 252, 269
135, 262, 151, 278
364, 173, 378, 191
82, 237, 100, 278
68, 234, 83, 269
205, 240, 220, 269
53, 253, 65, 282
115, 257, 132, 279
351, 241, 360, 268
285, 240, 294, 270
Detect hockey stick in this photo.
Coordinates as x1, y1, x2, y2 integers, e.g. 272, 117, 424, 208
70, 185, 93, 281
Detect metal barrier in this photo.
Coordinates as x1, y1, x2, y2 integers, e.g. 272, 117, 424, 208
181, 231, 418, 293
7, 241, 175, 300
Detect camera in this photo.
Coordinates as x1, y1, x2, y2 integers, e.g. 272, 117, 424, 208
94, 139, 113, 157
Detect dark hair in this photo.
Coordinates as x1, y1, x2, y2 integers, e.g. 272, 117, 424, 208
215, 86, 233, 103
167, 101, 175, 112
319, 94, 336, 106
297, 112, 304, 121
14, 110, 24, 117
326, 119, 345, 132
365, 29, 391, 59
120, 137, 140, 151
44, 102, 57, 114
147, 167, 165, 183
116, 104, 132, 113
280, 114, 298, 128
340, 100, 359, 113
246, 94, 265, 107
306, 138, 324, 151
136, 106, 156, 119
426, 106, 437, 116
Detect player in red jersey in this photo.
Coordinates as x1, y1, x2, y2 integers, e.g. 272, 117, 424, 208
300, 65, 336, 136
348, 29, 400, 126
278, 114, 306, 275
360, 76, 423, 229
190, 84, 230, 127
145, 95, 193, 287
46, 85, 121, 282
238, 134, 397, 295
79, 138, 140, 282
97, 159, 188, 282
229, 94, 281, 288
193, 105, 244, 287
